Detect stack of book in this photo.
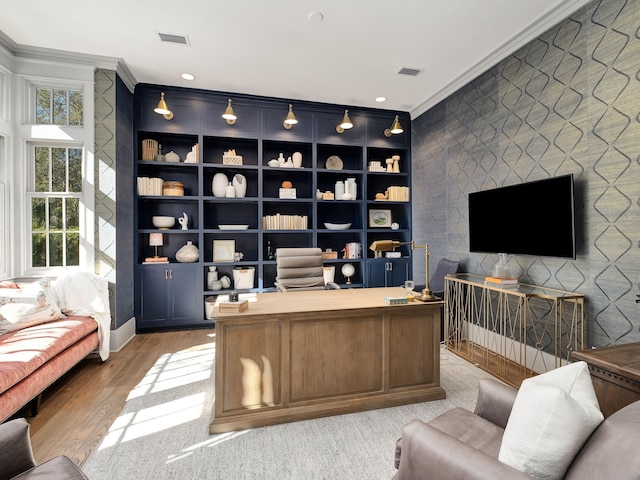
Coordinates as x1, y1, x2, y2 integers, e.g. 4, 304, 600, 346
143, 256, 169, 264
484, 276, 519, 288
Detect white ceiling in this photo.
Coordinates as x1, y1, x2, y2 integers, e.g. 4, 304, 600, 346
0, 0, 591, 118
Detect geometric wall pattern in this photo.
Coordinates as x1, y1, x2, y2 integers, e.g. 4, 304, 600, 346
94, 69, 118, 328
412, 0, 640, 348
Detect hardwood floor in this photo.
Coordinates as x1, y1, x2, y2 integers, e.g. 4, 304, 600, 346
23, 328, 215, 467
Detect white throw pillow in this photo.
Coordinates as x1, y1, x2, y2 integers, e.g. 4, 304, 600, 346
498, 361, 603, 480
0, 277, 64, 334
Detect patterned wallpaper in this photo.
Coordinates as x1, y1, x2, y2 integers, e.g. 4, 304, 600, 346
412, 0, 640, 348
94, 69, 117, 328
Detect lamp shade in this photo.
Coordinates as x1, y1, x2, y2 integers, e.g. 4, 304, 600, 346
340, 110, 353, 129
390, 115, 403, 134
154, 92, 171, 115
149, 233, 163, 247
222, 99, 237, 124
284, 104, 298, 125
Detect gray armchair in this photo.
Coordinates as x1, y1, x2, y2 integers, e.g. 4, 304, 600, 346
0, 418, 88, 480
275, 248, 340, 291
393, 378, 640, 479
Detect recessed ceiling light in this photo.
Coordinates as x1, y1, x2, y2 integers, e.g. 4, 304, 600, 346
181, 73, 195, 81
375, 96, 386, 102
308, 11, 324, 23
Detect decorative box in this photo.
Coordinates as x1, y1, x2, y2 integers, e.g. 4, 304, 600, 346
384, 296, 408, 305
222, 155, 243, 165
219, 299, 249, 313
279, 188, 297, 199
322, 251, 338, 259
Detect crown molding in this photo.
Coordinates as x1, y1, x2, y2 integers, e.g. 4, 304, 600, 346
0, 28, 136, 92
410, 0, 593, 119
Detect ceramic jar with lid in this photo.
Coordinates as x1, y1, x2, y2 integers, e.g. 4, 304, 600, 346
163, 181, 184, 196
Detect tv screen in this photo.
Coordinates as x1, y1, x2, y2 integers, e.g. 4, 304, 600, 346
468, 175, 576, 259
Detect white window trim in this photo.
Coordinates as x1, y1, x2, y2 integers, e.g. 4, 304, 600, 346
12, 63, 95, 278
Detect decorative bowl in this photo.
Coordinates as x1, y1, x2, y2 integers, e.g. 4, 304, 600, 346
152, 216, 175, 229
218, 224, 249, 230
324, 222, 351, 230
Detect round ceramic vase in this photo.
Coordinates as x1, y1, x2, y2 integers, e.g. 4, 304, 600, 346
212, 173, 229, 197
175, 241, 199, 263
233, 174, 247, 198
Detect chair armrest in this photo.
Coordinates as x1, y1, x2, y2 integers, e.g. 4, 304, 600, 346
0, 418, 37, 480
473, 378, 517, 429
393, 420, 531, 480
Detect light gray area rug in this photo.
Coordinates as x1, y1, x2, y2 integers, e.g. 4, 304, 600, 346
83, 342, 495, 480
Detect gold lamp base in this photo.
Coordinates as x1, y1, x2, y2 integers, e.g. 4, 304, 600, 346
414, 287, 440, 303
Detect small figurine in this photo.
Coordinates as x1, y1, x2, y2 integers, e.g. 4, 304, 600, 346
178, 212, 189, 230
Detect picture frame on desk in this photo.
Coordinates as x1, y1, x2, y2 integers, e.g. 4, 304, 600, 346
369, 209, 392, 228
213, 240, 235, 262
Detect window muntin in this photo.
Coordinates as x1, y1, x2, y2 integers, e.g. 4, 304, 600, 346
35, 87, 83, 126
29, 145, 82, 267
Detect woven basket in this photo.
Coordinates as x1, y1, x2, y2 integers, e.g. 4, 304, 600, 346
142, 139, 158, 161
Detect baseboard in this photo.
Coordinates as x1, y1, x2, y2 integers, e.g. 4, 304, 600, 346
110, 317, 136, 352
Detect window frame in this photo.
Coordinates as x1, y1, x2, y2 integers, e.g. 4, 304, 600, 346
16, 73, 95, 277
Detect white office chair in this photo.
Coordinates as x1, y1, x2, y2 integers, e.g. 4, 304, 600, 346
275, 248, 340, 292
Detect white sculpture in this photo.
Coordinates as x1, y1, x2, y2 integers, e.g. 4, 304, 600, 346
178, 212, 189, 230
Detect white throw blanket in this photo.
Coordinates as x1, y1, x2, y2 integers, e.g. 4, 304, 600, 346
51, 271, 111, 360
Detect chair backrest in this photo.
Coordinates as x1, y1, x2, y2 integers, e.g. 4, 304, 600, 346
275, 248, 326, 291
430, 258, 460, 295
565, 399, 640, 479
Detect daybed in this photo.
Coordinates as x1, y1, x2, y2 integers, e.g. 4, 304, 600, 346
0, 272, 110, 422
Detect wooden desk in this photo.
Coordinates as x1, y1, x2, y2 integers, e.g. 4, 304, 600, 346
571, 343, 640, 417
209, 287, 445, 433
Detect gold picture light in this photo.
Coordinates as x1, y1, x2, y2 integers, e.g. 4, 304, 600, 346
369, 239, 439, 302
154, 92, 174, 120
283, 104, 298, 129
336, 109, 353, 133
222, 99, 237, 125
383, 115, 403, 137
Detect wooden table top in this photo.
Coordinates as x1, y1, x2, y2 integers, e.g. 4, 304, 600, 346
572, 342, 640, 383
212, 287, 443, 319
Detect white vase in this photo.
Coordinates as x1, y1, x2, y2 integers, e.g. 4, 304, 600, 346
292, 151, 302, 168
335, 180, 344, 200
212, 173, 228, 197
346, 178, 357, 200
225, 182, 236, 198
175, 241, 199, 263
233, 174, 247, 198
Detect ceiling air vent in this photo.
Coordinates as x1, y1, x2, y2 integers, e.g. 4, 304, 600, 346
158, 32, 190, 46
397, 67, 423, 77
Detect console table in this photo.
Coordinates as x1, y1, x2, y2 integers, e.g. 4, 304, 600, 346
571, 343, 640, 417
209, 287, 445, 433
444, 273, 584, 388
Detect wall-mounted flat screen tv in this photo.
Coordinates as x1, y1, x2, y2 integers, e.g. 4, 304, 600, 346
468, 174, 576, 259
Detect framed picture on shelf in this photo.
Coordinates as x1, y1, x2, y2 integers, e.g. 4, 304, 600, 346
213, 240, 235, 262
369, 209, 392, 228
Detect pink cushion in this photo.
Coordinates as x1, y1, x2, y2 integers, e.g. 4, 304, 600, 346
0, 316, 97, 395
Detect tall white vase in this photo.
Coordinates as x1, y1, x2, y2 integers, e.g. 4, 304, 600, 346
292, 151, 302, 168
212, 173, 228, 197
233, 174, 247, 198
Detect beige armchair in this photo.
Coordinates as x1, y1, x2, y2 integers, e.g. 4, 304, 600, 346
394, 377, 640, 480
0, 418, 88, 480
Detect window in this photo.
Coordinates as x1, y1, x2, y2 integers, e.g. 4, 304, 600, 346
35, 87, 83, 125
29, 145, 82, 267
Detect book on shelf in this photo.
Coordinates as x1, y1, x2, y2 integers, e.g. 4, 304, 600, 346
143, 256, 169, 264
484, 276, 518, 284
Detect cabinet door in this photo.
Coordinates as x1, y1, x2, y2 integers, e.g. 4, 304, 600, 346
140, 265, 201, 328
367, 259, 409, 287
169, 267, 201, 323
140, 267, 171, 325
